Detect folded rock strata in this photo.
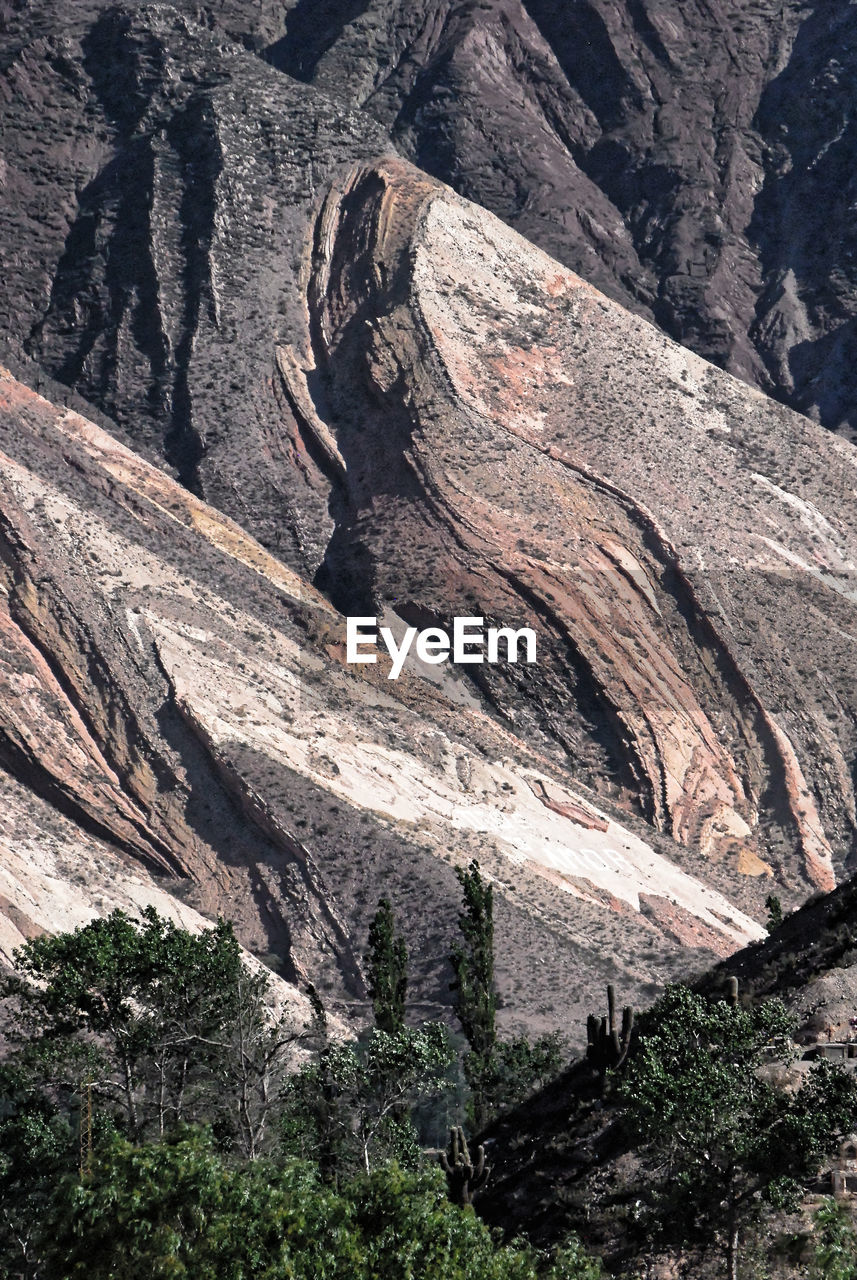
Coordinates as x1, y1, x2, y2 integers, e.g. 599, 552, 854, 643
289, 157, 857, 901
3, 4, 857, 1035
0, 365, 771, 1034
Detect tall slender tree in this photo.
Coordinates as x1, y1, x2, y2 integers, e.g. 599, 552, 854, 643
449, 860, 496, 1128
365, 899, 408, 1034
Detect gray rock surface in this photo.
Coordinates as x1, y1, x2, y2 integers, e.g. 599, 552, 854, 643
276, 0, 857, 437
1, 361, 760, 1035
4, 2, 857, 485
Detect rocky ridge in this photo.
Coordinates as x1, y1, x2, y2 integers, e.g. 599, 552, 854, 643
276, 0, 857, 438
297, 155, 857, 892
2, 3, 857, 1033
1, 362, 774, 1033
6, 2, 857, 460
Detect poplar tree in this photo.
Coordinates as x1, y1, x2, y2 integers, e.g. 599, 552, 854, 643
366, 899, 408, 1034
449, 860, 497, 1128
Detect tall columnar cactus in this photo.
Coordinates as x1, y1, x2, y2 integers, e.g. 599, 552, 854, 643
439, 1126, 491, 1205
586, 983, 635, 1089
727, 975, 739, 1009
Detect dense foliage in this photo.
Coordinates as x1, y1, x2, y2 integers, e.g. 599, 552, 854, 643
280, 1023, 455, 1176
35, 1131, 600, 1280
3, 907, 299, 1158
811, 1198, 857, 1280
0, 898, 587, 1279
4, 881, 854, 1279
620, 984, 857, 1280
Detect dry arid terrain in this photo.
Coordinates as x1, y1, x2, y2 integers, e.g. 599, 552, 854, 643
1, 1, 857, 1049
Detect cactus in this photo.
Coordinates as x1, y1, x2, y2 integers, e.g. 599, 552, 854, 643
586, 984, 635, 1089
727, 975, 739, 1009
614, 1004, 635, 1062
439, 1126, 491, 1205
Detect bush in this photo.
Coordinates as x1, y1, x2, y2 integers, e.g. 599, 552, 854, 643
39, 1132, 600, 1280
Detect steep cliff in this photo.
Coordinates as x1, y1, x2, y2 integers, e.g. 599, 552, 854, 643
5, 1, 857, 476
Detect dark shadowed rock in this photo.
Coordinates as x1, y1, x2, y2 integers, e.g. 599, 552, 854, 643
267, 0, 857, 437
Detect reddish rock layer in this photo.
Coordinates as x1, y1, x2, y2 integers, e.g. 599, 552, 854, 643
285, 158, 857, 899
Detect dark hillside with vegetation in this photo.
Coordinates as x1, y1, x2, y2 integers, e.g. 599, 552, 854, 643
704, 877, 857, 1017
479, 876, 857, 1277
6, 869, 857, 1278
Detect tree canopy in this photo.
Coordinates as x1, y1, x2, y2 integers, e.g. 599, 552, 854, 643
281, 1023, 454, 1176
619, 984, 857, 1280
40, 1131, 600, 1280
3, 907, 298, 1156
449, 860, 497, 1128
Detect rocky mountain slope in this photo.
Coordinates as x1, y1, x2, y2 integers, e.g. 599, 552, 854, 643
273, 0, 857, 439
2, 2, 857, 1035
477, 870, 857, 1264
0, 361, 768, 1032
6, 1, 857, 438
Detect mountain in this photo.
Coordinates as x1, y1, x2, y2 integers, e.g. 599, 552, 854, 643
2, 2, 857, 1036
7, 1, 857, 437
270, 0, 857, 440
0, 359, 765, 1035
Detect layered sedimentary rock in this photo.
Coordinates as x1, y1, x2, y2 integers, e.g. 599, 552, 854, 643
4, 3, 857, 1034
290, 156, 857, 898
4, 128, 857, 1026
0, 365, 774, 1033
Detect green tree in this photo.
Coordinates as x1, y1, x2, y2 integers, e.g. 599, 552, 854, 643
811, 1197, 857, 1280
39, 1135, 601, 1280
227, 964, 307, 1159
449, 860, 497, 1128
3, 909, 300, 1155
365, 898, 408, 1033
766, 894, 785, 932
281, 1024, 454, 1176
352, 1162, 602, 1280
0, 1062, 79, 1279
39, 1129, 359, 1280
619, 984, 857, 1280
480, 1032, 566, 1114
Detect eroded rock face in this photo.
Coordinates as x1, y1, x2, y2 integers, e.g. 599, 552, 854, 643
7, 2, 857, 462
0, 3, 393, 568
292, 157, 857, 896
3, 3, 857, 1035
1, 366, 773, 1035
